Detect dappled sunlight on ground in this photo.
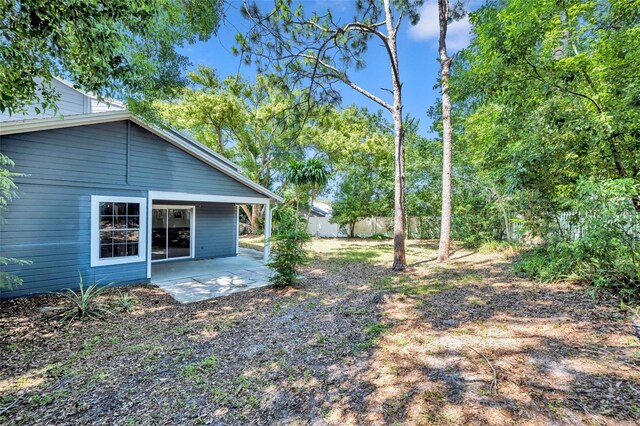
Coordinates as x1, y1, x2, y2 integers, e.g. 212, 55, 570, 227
1, 238, 638, 425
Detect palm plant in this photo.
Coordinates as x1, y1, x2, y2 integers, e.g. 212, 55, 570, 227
284, 159, 307, 219
115, 290, 137, 312
284, 158, 329, 222
302, 158, 329, 220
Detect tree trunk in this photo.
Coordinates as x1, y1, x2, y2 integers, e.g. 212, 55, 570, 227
240, 204, 262, 234
437, 0, 453, 263
384, 0, 407, 271
350, 221, 356, 238
500, 201, 512, 242
251, 204, 261, 234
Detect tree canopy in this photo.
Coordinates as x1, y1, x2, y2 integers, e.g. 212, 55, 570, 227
0, 0, 224, 114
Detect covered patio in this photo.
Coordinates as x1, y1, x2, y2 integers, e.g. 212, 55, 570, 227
152, 247, 271, 303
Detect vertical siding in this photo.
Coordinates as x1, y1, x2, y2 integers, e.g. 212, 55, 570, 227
1, 120, 263, 299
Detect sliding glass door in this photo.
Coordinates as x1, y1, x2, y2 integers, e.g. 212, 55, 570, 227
152, 206, 194, 261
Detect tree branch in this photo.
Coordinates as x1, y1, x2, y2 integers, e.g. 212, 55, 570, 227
295, 53, 393, 111
523, 58, 603, 114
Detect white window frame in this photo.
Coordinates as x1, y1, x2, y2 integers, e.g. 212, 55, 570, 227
91, 195, 147, 267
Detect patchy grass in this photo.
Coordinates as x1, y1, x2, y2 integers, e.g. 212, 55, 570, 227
1, 238, 639, 425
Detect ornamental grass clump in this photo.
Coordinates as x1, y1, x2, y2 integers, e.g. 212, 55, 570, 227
56, 274, 112, 323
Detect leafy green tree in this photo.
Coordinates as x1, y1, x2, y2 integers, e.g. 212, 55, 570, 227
309, 105, 394, 236
453, 0, 640, 217
310, 106, 393, 172
237, 0, 411, 270
332, 163, 393, 238
1, 0, 224, 114
155, 68, 310, 231
449, 0, 640, 296
154, 67, 246, 155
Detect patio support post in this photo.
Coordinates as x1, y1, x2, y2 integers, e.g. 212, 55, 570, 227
263, 202, 272, 263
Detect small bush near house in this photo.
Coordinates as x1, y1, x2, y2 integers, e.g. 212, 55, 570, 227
114, 290, 137, 312
515, 179, 640, 300
268, 207, 310, 287
56, 275, 112, 323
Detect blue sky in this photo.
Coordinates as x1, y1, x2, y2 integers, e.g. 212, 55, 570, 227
179, 1, 476, 136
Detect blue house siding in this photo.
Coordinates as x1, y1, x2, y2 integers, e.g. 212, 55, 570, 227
128, 124, 258, 196
194, 203, 237, 259
0, 120, 263, 299
1, 185, 148, 298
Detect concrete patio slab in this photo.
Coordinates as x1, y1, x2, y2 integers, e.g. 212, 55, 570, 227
152, 248, 271, 303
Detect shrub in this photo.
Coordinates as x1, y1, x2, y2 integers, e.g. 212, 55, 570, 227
513, 243, 582, 283
515, 179, 640, 300
478, 240, 522, 257
268, 207, 310, 287
57, 275, 112, 323
370, 233, 391, 240
114, 290, 137, 312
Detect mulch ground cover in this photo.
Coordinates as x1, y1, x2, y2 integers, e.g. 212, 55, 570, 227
1, 239, 639, 425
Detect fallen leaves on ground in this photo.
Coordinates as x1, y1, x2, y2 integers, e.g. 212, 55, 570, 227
1, 239, 638, 425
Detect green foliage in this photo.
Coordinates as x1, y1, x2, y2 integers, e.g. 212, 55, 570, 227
453, 0, 640, 219
331, 165, 393, 237
237, 0, 393, 105
514, 243, 584, 284
1, 0, 223, 115
284, 157, 330, 219
316, 106, 393, 235
115, 290, 137, 312
515, 179, 640, 299
444, 0, 640, 299
57, 275, 112, 323
268, 207, 311, 287
0, 154, 31, 290
478, 241, 522, 257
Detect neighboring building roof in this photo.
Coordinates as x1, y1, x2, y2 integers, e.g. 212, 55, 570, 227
0, 77, 126, 122
311, 202, 332, 217
0, 111, 282, 202
52, 77, 126, 110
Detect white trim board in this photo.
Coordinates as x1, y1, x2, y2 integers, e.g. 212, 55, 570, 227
148, 191, 272, 205
0, 111, 283, 202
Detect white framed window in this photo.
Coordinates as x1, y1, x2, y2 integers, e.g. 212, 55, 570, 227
91, 196, 147, 267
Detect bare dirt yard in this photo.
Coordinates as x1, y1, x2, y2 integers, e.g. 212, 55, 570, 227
1, 238, 639, 425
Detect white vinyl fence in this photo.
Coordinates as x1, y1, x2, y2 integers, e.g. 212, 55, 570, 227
306, 217, 347, 237
308, 210, 639, 241
307, 217, 423, 238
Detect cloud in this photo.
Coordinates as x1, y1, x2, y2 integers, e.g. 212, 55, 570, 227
407, 2, 472, 52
